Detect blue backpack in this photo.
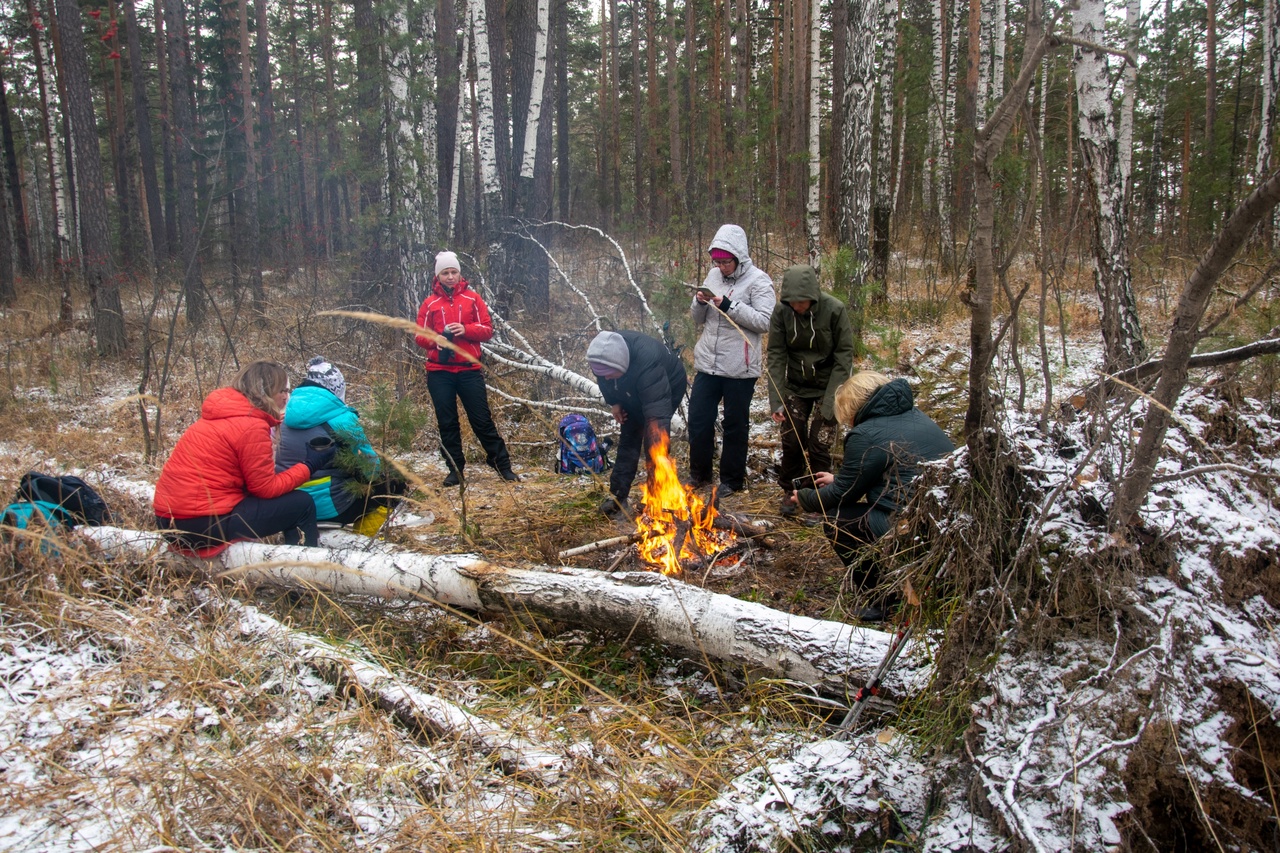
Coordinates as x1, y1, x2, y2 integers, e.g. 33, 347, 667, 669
556, 414, 610, 474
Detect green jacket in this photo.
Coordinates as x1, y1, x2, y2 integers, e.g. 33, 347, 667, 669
766, 265, 856, 420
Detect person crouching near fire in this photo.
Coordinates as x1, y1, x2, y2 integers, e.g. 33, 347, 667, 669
784, 371, 954, 621
587, 330, 688, 518
154, 360, 336, 550
415, 251, 520, 487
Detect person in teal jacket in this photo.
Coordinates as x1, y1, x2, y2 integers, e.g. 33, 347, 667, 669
276, 357, 406, 528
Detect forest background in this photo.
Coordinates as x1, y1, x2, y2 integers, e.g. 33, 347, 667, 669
0, 0, 1275, 346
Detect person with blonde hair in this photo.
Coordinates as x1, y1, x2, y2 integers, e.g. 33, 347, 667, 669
155, 360, 336, 550
785, 371, 954, 619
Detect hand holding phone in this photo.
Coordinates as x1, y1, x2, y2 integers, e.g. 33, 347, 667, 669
792, 474, 821, 491
695, 287, 714, 302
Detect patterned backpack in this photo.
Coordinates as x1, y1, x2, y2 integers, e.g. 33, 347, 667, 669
556, 414, 609, 474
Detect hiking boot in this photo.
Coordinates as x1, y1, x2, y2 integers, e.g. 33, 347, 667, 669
712, 484, 736, 507
442, 470, 463, 487
600, 495, 628, 518
498, 468, 520, 482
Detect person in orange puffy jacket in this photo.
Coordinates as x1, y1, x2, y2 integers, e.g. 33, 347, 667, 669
154, 361, 336, 548
415, 251, 518, 486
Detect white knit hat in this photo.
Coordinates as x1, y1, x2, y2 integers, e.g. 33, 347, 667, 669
435, 251, 461, 278
306, 356, 346, 402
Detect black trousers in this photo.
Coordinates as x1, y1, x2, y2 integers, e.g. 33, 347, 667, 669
330, 476, 409, 525
777, 394, 839, 488
687, 372, 757, 491
610, 385, 687, 503
158, 490, 320, 548
427, 368, 512, 475
821, 503, 890, 592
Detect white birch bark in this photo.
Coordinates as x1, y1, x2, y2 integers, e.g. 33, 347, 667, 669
389, 1, 439, 311
38, 26, 73, 262
978, 0, 991, 108
925, 0, 945, 212
940, 0, 964, 248
1259, 0, 1279, 187
82, 527, 909, 695
841, 0, 877, 281
469, 0, 503, 213
519, 0, 551, 179
449, 18, 472, 236
1119, 0, 1139, 195
1073, 0, 1145, 370
233, 599, 567, 780
875, 0, 898, 222
806, 0, 822, 267
991, 0, 1005, 104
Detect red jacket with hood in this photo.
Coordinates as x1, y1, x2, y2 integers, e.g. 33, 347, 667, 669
415, 277, 493, 372
153, 387, 311, 519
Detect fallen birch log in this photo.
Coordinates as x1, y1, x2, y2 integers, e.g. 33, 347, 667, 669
228, 598, 567, 782
82, 527, 919, 695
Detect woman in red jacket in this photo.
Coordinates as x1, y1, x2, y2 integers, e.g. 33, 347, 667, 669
415, 251, 518, 486
154, 361, 335, 548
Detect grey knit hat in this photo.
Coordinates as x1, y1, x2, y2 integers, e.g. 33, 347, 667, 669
586, 331, 630, 376
306, 356, 346, 402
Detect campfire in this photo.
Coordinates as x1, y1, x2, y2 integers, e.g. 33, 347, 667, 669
635, 433, 737, 575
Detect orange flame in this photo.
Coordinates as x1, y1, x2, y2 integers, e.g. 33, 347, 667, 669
636, 432, 736, 575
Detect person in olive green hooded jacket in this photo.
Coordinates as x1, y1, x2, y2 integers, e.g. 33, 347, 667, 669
766, 264, 856, 515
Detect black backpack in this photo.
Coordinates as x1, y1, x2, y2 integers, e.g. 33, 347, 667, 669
16, 472, 111, 527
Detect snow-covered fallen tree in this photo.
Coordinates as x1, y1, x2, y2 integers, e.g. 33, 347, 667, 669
81, 526, 918, 696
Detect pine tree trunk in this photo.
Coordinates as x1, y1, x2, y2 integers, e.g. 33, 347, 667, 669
0, 68, 33, 276
254, 0, 278, 268
122, 0, 167, 265
54, 0, 127, 354
155, 0, 177, 260
0, 146, 13, 302
238, 0, 264, 314
645, 0, 659, 220
1073, 0, 1146, 372
556, 0, 571, 219
661, 0, 681, 211
164, 0, 205, 326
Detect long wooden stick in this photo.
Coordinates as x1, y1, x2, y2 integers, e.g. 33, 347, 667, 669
557, 533, 640, 559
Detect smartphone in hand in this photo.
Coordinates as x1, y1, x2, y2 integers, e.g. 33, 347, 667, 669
696, 287, 715, 300
792, 474, 821, 491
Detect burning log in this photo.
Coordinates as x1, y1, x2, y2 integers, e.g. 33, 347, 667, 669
81, 527, 913, 695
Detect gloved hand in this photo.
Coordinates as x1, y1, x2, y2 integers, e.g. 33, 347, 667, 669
718, 296, 732, 312
304, 444, 337, 475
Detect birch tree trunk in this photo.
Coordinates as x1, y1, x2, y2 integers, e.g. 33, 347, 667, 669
840, 0, 876, 282
804, 0, 821, 266
519, 0, 551, 184
27, 0, 73, 278
871, 0, 898, 287
388, 0, 439, 318
1119, 0, 1139, 197
83, 527, 906, 695
470, 0, 504, 224
925, 0, 944, 214
1259, 0, 1279, 246
991, 0, 1005, 104
53, 0, 127, 355
1073, 0, 1146, 372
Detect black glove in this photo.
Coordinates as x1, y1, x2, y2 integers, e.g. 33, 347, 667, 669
304, 444, 337, 475
438, 330, 455, 364
718, 297, 732, 312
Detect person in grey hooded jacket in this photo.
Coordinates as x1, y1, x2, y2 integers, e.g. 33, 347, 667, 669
688, 224, 777, 500
766, 264, 856, 515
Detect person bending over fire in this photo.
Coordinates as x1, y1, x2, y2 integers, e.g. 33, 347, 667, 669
785, 371, 954, 620
586, 330, 688, 518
